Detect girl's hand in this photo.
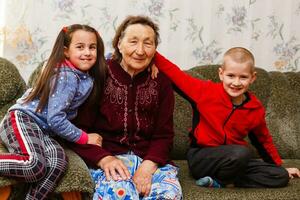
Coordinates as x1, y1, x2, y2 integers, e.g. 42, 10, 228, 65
148, 64, 159, 79
285, 168, 300, 179
87, 133, 102, 146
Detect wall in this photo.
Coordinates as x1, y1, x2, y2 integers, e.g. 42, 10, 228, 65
0, 0, 300, 82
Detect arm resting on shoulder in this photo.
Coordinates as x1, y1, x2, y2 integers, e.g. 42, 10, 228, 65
154, 52, 205, 103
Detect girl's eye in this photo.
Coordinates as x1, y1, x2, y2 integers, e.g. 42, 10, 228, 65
76, 45, 84, 49
90, 45, 97, 50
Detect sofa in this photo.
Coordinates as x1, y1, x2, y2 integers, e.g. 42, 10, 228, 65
0, 57, 299, 199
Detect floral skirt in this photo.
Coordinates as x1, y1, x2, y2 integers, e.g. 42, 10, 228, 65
90, 153, 182, 200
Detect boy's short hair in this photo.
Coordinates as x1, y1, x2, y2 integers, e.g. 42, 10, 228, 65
222, 47, 255, 72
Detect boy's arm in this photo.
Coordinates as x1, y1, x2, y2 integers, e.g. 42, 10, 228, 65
154, 52, 205, 103
250, 115, 282, 166
285, 168, 300, 179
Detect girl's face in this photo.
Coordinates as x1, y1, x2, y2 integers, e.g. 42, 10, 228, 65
117, 24, 156, 77
64, 30, 97, 71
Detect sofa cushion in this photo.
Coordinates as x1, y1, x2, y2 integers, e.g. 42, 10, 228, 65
0, 57, 26, 119
0, 143, 17, 187
266, 72, 300, 159
27, 61, 44, 87
171, 92, 192, 160
174, 159, 300, 200
0, 142, 94, 198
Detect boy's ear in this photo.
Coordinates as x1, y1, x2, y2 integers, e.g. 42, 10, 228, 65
218, 66, 224, 81
63, 46, 69, 58
250, 71, 257, 84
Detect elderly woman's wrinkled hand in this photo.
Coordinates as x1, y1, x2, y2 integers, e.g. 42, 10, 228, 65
98, 155, 131, 181
133, 160, 158, 196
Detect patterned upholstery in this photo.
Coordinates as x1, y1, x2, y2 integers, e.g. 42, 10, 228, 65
0, 58, 26, 120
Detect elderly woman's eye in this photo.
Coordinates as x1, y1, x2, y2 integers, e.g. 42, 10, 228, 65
130, 40, 137, 44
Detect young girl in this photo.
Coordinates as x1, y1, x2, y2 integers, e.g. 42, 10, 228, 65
0, 24, 107, 199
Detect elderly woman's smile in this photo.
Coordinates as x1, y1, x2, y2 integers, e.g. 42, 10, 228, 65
118, 24, 156, 77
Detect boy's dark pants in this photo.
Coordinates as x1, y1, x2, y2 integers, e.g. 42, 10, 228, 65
187, 144, 289, 188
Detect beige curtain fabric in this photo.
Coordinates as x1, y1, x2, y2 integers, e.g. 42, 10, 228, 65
0, 0, 300, 82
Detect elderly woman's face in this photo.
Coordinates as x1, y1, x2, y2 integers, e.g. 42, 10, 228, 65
118, 24, 156, 76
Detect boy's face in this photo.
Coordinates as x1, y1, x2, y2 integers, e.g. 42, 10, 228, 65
219, 58, 256, 104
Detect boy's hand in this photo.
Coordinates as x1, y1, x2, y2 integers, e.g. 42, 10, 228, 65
285, 168, 300, 179
148, 64, 159, 79
87, 133, 102, 146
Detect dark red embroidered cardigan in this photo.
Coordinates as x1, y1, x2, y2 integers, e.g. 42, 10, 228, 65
70, 59, 175, 168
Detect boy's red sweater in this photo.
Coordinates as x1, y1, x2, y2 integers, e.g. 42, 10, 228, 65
154, 52, 282, 166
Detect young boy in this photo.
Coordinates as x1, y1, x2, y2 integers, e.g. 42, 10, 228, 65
154, 47, 300, 188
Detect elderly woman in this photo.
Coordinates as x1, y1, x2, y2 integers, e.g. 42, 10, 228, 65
70, 15, 182, 199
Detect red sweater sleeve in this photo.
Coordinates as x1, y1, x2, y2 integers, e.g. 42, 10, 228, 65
154, 52, 204, 103
143, 75, 175, 166
252, 110, 282, 166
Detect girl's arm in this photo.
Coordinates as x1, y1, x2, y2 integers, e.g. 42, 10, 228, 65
47, 71, 88, 144
154, 52, 205, 103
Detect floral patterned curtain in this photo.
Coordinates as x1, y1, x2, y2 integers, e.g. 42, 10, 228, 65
0, 0, 300, 82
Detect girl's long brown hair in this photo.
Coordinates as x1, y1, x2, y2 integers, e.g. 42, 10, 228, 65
24, 24, 107, 112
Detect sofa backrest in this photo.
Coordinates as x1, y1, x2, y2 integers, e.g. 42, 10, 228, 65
171, 65, 300, 160
0, 57, 26, 120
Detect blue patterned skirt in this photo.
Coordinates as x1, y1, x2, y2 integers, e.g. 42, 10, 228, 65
90, 153, 182, 200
